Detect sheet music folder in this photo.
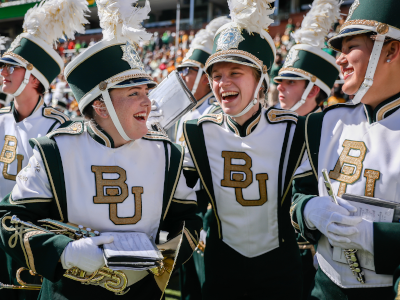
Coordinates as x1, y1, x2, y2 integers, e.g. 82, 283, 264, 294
101, 232, 164, 270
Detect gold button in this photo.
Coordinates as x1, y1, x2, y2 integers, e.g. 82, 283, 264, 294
377, 23, 389, 35
271, 113, 276, 119
26, 63, 33, 71
99, 81, 107, 91
311, 76, 317, 83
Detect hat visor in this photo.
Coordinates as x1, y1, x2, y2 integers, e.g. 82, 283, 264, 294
112, 78, 157, 89
205, 55, 258, 75
274, 73, 304, 83
328, 28, 372, 52
0, 57, 23, 67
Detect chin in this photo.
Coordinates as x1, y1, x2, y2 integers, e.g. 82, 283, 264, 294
129, 125, 148, 140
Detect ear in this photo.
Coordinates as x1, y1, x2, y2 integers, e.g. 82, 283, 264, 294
200, 73, 209, 86
307, 85, 320, 99
386, 40, 400, 62
92, 100, 109, 119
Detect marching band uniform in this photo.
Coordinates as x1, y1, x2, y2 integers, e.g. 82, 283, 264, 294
174, 17, 230, 300
182, 1, 306, 298
273, 1, 341, 297
0, 0, 201, 299
0, 2, 78, 297
290, 0, 400, 298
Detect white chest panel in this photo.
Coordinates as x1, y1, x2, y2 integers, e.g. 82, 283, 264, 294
202, 112, 293, 257
316, 105, 400, 288
56, 133, 166, 240
0, 108, 57, 199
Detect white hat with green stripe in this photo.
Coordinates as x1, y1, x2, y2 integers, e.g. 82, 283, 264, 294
0, 0, 89, 97
64, 0, 156, 142
274, 0, 341, 112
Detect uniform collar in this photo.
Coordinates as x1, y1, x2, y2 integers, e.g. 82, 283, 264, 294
227, 104, 262, 137
363, 91, 400, 124
12, 96, 44, 123
87, 121, 115, 148
192, 91, 214, 111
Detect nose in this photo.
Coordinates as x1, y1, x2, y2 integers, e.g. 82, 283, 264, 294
0, 67, 8, 77
219, 74, 232, 88
336, 53, 347, 66
277, 83, 284, 92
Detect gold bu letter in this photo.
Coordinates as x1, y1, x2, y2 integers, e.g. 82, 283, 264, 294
0, 135, 24, 181
221, 151, 268, 206
91, 166, 143, 225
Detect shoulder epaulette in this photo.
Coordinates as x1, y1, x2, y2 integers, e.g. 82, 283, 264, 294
0, 106, 11, 114
142, 130, 171, 142
266, 108, 298, 124
43, 107, 70, 125
322, 101, 359, 114
197, 113, 224, 126
46, 121, 84, 139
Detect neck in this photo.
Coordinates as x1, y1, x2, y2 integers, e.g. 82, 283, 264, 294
14, 92, 40, 122
295, 97, 318, 117
194, 89, 211, 102
232, 101, 260, 126
362, 68, 400, 110
94, 116, 130, 148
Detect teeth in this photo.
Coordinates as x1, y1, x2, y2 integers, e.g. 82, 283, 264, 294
134, 113, 146, 117
343, 69, 354, 77
221, 91, 239, 97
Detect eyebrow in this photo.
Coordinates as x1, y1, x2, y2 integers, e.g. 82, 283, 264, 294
128, 86, 149, 91
212, 66, 244, 74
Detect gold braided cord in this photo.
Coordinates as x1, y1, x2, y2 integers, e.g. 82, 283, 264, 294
205, 49, 264, 69
2, 52, 30, 65
340, 20, 400, 32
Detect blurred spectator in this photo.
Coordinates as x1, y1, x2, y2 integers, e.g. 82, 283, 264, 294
327, 83, 347, 107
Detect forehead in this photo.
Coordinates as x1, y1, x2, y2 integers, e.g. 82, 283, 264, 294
212, 62, 248, 73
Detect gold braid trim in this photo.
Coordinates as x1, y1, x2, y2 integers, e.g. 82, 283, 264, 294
105, 73, 152, 84
183, 228, 197, 251
279, 67, 318, 82
24, 231, 45, 274
290, 203, 300, 230
2, 52, 30, 65
205, 49, 264, 71
340, 20, 380, 31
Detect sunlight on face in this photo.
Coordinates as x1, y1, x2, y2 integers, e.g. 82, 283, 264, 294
277, 79, 307, 110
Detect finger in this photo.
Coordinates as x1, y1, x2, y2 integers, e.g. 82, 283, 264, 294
91, 235, 114, 245
327, 223, 359, 236
331, 213, 362, 226
337, 197, 357, 213
327, 234, 351, 244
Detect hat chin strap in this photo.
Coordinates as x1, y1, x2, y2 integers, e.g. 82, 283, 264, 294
101, 90, 133, 142
12, 68, 31, 97
227, 73, 266, 118
352, 34, 386, 105
191, 67, 205, 95
289, 81, 315, 112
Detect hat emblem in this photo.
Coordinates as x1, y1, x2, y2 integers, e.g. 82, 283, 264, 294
216, 26, 245, 51
283, 49, 300, 68
121, 41, 145, 71
8, 35, 23, 53
346, 0, 360, 22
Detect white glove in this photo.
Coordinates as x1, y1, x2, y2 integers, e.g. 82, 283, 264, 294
199, 229, 207, 246
328, 218, 374, 254
61, 235, 114, 273
146, 99, 163, 129
304, 196, 363, 244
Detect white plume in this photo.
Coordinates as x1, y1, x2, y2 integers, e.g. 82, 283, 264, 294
0, 36, 10, 51
188, 16, 230, 54
228, 0, 275, 35
292, 0, 341, 48
97, 0, 152, 44
23, 0, 90, 45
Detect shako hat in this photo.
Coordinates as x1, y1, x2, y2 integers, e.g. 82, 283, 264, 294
274, 0, 341, 112
0, 0, 89, 97
178, 16, 230, 95
329, 0, 400, 104
205, 0, 277, 118
64, 0, 156, 142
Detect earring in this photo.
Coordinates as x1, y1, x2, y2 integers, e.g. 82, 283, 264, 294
387, 59, 391, 63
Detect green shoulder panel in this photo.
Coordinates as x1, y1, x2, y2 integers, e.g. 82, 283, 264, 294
209, 104, 222, 114
197, 112, 224, 126
142, 130, 171, 142
0, 106, 11, 114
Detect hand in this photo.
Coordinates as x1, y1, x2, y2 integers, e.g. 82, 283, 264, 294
304, 196, 362, 244
61, 235, 114, 273
328, 218, 374, 254
199, 229, 207, 246
146, 99, 163, 129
